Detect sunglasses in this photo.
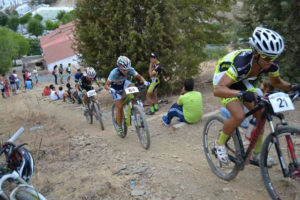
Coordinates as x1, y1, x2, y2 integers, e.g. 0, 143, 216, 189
259, 53, 278, 61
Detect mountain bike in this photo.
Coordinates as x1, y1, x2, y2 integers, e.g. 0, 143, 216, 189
111, 85, 150, 149
203, 90, 300, 200
82, 87, 105, 130
0, 127, 47, 200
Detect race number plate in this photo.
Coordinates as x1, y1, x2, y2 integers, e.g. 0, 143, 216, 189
269, 92, 295, 113
87, 90, 96, 97
125, 87, 139, 95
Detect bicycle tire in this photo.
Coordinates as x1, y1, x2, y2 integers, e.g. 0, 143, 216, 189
15, 190, 45, 200
94, 102, 104, 130
260, 126, 300, 200
133, 105, 150, 149
111, 103, 127, 138
203, 115, 240, 181
85, 104, 93, 124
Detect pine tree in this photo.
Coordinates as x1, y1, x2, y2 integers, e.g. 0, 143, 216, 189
236, 0, 300, 83
74, 0, 235, 92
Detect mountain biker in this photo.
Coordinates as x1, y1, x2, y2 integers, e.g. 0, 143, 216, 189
75, 67, 101, 108
104, 56, 149, 136
146, 52, 162, 115
213, 27, 300, 166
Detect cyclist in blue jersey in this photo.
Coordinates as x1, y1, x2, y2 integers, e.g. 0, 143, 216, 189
104, 56, 149, 136
213, 27, 300, 165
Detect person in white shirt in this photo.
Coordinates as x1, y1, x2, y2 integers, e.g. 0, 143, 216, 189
49, 85, 59, 101
12, 70, 20, 91
32, 67, 38, 84
58, 86, 65, 99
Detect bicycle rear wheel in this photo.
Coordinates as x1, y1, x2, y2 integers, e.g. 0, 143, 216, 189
260, 126, 300, 200
203, 115, 240, 181
111, 103, 127, 138
93, 102, 104, 130
133, 105, 150, 149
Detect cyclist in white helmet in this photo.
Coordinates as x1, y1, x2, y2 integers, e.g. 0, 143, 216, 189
75, 67, 101, 105
213, 27, 300, 166
104, 56, 149, 136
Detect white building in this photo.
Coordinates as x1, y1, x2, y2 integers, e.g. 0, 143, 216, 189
32, 6, 73, 23
15, 3, 31, 16
0, 0, 28, 9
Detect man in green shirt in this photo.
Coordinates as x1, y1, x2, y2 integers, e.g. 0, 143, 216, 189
162, 79, 203, 126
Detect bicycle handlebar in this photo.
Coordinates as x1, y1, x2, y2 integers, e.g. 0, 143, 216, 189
8, 127, 24, 143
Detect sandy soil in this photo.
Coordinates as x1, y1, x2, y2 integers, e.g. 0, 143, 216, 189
1, 61, 300, 200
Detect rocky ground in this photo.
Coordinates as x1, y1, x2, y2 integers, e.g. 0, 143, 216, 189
1, 61, 300, 200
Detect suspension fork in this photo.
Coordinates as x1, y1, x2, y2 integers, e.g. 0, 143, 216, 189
286, 134, 299, 168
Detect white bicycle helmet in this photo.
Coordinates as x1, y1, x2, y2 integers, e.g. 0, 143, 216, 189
117, 56, 131, 70
249, 27, 284, 56
86, 67, 96, 78
8, 147, 34, 182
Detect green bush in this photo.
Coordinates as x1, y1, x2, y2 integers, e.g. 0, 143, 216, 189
204, 45, 228, 61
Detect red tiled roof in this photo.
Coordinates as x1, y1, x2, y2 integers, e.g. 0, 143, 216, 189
40, 21, 77, 64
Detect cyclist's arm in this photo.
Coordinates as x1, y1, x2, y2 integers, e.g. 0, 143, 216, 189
149, 63, 156, 78
214, 73, 240, 98
269, 76, 293, 91
104, 79, 112, 91
136, 73, 146, 84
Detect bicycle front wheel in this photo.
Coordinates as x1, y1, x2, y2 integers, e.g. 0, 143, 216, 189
111, 103, 127, 138
94, 102, 104, 130
133, 105, 150, 149
203, 115, 240, 181
260, 126, 300, 200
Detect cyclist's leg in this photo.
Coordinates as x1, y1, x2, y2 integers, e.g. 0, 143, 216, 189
115, 99, 123, 126
153, 89, 159, 111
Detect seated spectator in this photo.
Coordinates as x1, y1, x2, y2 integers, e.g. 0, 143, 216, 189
58, 86, 65, 99
50, 85, 59, 101
63, 83, 75, 102
162, 79, 203, 126
42, 86, 51, 96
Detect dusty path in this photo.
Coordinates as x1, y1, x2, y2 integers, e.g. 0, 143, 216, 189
1, 63, 300, 199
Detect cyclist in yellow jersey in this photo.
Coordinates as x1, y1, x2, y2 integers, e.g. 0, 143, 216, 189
213, 27, 300, 165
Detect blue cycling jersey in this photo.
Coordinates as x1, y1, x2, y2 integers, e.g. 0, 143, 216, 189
108, 67, 137, 85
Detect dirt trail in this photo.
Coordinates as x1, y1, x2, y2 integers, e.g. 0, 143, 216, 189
1, 62, 300, 199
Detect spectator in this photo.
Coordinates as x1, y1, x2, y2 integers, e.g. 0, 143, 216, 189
162, 79, 203, 126
58, 86, 65, 99
58, 64, 64, 84
42, 86, 50, 96
64, 83, 75, 102
49, 85, 59, 101
52, 65, 58, 85
0, 74, 5, 98
8, 72, 16, 95
13, 70, 20, 91
24, 71, 32, 89
32, 67, 38, 84
22, 64, 28, 89
66, 63, 71, 83
4, 77, 9, 97
74, 68, 83, 83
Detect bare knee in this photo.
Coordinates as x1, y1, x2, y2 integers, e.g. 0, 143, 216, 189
232, 112, 245, 123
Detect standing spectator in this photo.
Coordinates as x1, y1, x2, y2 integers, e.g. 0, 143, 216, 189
13, 70, 20, 91
32, 67, 38, 84
66, 63, 71, 83
22, 64, 28, 89
4, 76, 9, 97
25, 70, 33, 89
52, 65, 58, 85
146, 52, 162, 115
162, 79, 203, 126
58, 64, 64, 84
9, 72, 16, 95
74, 68, 83, 83
0, 74, 5, 98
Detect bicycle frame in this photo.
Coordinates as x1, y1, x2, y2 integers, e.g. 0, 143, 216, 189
230, 98, 299, 175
